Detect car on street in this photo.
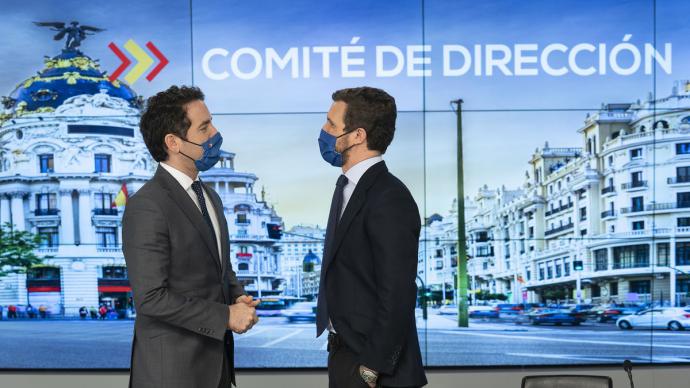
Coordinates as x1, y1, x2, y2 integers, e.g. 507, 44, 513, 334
528, 308, 586, 326
616, 307, 690, 331
469, 305, 500, 319
283, 302, 317, 323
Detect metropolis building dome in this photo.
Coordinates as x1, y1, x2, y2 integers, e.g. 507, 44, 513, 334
0, 24, 285, 317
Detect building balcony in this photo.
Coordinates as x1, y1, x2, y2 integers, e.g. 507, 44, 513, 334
621, 181, 647, 190
612, 261, 650, 270
235, 219, 251, 226
236, 252, 253, 259
34, 208, 59, 216
93, 208, 119, 216
96, 245, 122, 253
620, 206, 645, 214
544, 222, 574, 236
619, 202, 690, 215
601, 186, 616, 195
601, 210, 616, 219
668, 176, 690, 185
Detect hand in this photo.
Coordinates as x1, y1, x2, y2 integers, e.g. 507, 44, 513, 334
236, 294, 260, 308
235, 295, 260, 329
359, 365, 378, 388
228, 302, 257, 334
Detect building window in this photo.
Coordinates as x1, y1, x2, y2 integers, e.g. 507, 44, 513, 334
630, 148, 642, 160
632, 196, 644, 212
678, 192, 690, 208
102, 266, 127, 279
35, 193, 58, 215
96, 227, 118, 247
435, 260, 443, 270
580, 207, 587, 221
594, 249, 608, 271
591, 284, 601, 298
678, 279, 690, 294
563, 256, 570, 273
236, 213, 249, 225
610, 282, 618, 296
554, 259, 562, 278
678, 217, 690, 227
27, 266, 60, 280
657, 243, 670, 266
37, 227, 59, 247
538, 263, 545, 281
608, 155, 614, 167
613, 244, 649, 269
632, 221, 645, 231
546, 262, 553, 279
39, 154, 54, 173
95, 154, 112, 173
630, 172, 643, 187
93, 192, 117, 215
629, 280, 651, 294
677, 166, 690, 183
676, 242, 690, 266
525, 267, 531, 281
238, 263, 249, 272
676, 143, 690, 155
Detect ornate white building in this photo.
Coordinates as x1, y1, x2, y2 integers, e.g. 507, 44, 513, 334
279, 224, 326, 297
425, 81, 690, 307
0, 45, 286, 316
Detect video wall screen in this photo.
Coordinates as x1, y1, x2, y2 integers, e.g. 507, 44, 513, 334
0, 0, 688, 369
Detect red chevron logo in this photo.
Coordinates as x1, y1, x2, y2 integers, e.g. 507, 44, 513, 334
108, 42, 130, 82
108, 40, 169, 84
145, 42, 168, 81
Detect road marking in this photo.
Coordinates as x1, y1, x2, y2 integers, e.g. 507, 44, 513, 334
441, 330, 690, 350
260, 329, 304, 348
234, 327, 269, 340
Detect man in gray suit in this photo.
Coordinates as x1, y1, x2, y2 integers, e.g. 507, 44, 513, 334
123, 85, 259, 388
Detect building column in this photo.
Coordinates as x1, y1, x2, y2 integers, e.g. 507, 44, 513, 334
0, 195, 10, 225
59, 190, 74, 245
670, 235, 677, 307
573, 191, 580, 236
10, 192, 26, 231
607, 246, 614, 271
78, 189, 92, 245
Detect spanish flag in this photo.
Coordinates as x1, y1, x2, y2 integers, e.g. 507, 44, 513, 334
112, 183, 128, 207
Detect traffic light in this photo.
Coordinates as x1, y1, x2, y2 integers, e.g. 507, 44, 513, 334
266, 223, 283, 239
573, 260, 584, 271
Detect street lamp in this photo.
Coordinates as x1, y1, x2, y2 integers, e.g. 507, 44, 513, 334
451, 98, 468, 328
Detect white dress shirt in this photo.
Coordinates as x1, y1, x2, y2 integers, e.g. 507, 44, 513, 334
341, 155, 384, 218
329, 155, 384, 333
160, 162, 222, 261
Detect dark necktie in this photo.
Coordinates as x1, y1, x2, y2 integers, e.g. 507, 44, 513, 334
316, 174, 348, 336
191, 180, 218, 250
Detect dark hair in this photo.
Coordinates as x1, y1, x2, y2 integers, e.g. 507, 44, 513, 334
331, 87, 397, 154
139, 85, 205, 162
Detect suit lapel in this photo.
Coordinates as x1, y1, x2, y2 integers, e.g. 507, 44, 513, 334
154, 166, 221, 274
322, 161, 388, 274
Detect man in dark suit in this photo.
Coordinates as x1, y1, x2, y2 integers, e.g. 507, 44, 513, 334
123, 86, 259, 388
316, 87, 427, 388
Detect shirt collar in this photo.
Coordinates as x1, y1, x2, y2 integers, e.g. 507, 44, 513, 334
161, 162, 197, 191
344, 156, 383, 186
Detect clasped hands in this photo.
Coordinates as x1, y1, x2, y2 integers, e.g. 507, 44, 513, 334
228, 295, 260, 334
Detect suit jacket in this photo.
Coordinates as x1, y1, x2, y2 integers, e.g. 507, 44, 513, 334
123, 165, 245, 388
321, 161, 427, 387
